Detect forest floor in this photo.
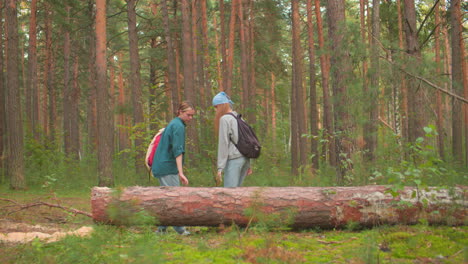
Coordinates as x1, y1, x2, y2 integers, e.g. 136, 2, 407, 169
0, 191, 94, 244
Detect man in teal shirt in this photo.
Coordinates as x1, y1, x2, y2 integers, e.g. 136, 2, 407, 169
151, 101, 195, 235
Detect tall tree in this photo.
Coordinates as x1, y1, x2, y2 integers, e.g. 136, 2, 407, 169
403, 0, 425, 144
161, 0, 178, 114
5, 0, 25, 189
0, 2, 5, 173
181, 0, 194, 101
365, 0, 380, 161
126, 0, 146, 176
307, 0, 319, 171
291, 0, 307, 174
314, 0, 336, 168
26, 0, 38, 139
96, 0, 114, 186
449, 0, 464, 164
434, 1, 445, 159
87, 0, 98, 153
327, 0, 353, 183
63, 3, 73, 157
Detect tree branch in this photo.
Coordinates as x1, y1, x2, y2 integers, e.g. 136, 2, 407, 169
382, 58, 468, 104
0, 197, 92, 218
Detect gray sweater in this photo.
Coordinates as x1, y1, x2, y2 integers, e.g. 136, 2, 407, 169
217, 112, 244, 172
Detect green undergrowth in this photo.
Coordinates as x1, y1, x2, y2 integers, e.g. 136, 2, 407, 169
1, 224, 466, 264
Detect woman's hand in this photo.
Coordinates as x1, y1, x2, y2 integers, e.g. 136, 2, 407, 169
179, 173, 189, 186
215, 171, 222, 186
247, 168, 253, 176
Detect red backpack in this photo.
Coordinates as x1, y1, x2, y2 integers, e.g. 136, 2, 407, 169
145, 128, 165, 170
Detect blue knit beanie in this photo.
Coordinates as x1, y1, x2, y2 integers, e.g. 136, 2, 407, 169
212, 92, 234, 106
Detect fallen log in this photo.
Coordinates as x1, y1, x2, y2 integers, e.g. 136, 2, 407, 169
91, 185, 467, 228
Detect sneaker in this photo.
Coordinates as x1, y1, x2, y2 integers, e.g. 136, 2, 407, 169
180, 230, 191, 236
155, 228, 167, 235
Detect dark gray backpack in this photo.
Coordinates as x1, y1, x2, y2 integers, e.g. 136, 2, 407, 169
228, 113, 261, 158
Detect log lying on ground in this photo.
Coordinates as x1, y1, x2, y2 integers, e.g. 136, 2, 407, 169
91, 185, 467, 228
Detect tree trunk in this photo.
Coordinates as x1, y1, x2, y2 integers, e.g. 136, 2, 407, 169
45, 5, 56, 143
449, 0, 464, 163
200, 0, 211, 108
239, 0, 249, 114
91, 186, 467, 228
434, 2, 445, 160
403, 0, 425, 144
292, 0, 307, 174
96, 0, 114, 186
126, 0, 146, 177
0, 3, 5, 173
161, 0, 178, 115
86, 0, 98, 153
327, 0, 352, 183
181, 0, 194, 101
307, 0, 318, 171
63, 5, 72, 158
218, 0, 226, 92
26, 0, 38, 139
5, 0, 25, 189
314, 0, 336, 168
225, 0, 237, 93
365, 0, 379, 162
397, 0, 408, 143
70, 54, 80, 159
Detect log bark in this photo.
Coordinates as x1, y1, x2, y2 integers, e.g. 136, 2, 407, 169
92, 186, 467, 228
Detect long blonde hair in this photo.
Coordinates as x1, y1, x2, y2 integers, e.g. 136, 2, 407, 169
214, 103, 232, 135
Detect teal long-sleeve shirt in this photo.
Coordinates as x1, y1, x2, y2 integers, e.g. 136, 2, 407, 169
152, 117, 186, 178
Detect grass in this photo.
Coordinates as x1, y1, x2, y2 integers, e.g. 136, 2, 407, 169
1, 189, 467, 264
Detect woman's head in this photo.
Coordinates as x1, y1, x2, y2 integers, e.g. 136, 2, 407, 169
212, 92, 234, 134
177, 101, 195, 124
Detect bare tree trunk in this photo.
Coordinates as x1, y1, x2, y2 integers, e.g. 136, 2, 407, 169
292, 0, 307, 174
92, 186, 467, 228
96, 0, 114, 186
26, 0, 38, 139
248, 0, 257, 126
239, 0, 249, 114
225, 0, 237, 93
403, 0, 425, 144
434, 2, 445, 160
63, 5, 72, 157
45, 5, 56, 143
314, 0, 336, 168
307, 0, 319, 171
200, 0, 212, 108
365, 0, 380, 161
449, 0, 464, 163
327, 0, 352, 183
70, 54, 80, 160
86, 0, 98, 153
271, 73, 277, 144
5, 0, 25, 189
161, 0, 178, 115
181, 0, 194, 101
126, 0, 146, 177
0, 3, 5, 173
397, 0, 408, 144
218, 0, 226, 92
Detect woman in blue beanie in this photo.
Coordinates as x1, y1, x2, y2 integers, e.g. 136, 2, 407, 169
212, 92, 252, 187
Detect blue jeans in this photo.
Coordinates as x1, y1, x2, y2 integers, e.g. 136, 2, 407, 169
158, 174, 187, 234
224, 156, 250, 187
